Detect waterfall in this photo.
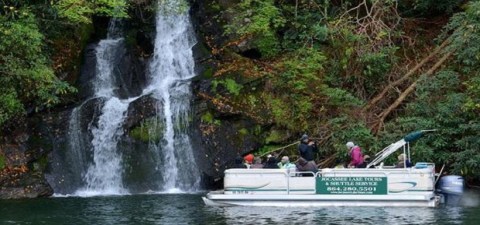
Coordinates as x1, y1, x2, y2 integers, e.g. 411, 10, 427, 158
52, 0, 200, 196
74, 19, 130, 196
146, 0, 200, 192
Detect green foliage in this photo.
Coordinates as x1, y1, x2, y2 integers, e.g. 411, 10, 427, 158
55, 0, 128, 24
224, 0, 286, 57
201, 112, 221, 126
0, 91, 23, 126
0, 154, 5, 169
201, 112, 214, 124
399, 0, 462, 17
211, 78, 243, 96
238, 128, 249, 136
0, 0, 133, 129
257, 144, 284, 156
280, 1, 330, 50
278, 48, 325, 91
381, 70, 480, 179
321, 86, 363, 107
265, 130, 284, 144
464, 76, 480, 112
129, 118, 164, 143
0, 14, 76, 127
442, 1, 480, 73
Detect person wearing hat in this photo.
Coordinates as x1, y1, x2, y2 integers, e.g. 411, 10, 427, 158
298, 134, 318, 162
346, 141, 364, 168
243, 154, 254, 169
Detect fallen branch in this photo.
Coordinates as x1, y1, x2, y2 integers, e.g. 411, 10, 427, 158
260, 141, 300, 157
372, 51, 454, 133
364, 39, 450, 112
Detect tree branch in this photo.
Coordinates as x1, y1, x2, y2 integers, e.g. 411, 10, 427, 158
364, 39, 450, 112
372, 51, 454, 134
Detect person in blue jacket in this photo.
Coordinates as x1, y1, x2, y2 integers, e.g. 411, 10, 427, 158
298, 134, 318, 162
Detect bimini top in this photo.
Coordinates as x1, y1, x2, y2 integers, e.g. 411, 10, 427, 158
366, 130, 436, 168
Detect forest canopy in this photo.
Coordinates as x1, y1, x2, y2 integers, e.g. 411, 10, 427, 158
204, 0, 480, 180
0, 0, 479, 181
0, 0, 128, 126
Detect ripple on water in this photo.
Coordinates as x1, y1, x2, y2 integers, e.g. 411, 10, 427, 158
1, 194, 480, 225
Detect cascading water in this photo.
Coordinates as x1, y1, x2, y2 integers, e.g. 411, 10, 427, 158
146, 0, 200, 192
74, 19, 130, 196
53, 0, 200, 196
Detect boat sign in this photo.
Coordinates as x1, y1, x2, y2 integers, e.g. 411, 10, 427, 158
316, 176, 388, 195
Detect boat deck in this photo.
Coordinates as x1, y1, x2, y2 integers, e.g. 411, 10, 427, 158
204, 166, 440, 207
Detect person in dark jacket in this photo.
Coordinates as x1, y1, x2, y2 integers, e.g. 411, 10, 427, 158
298, 134, 318, 162
295, 157, 318, 176
232, 156, 246, 168
357, 155, 373, 168
263, 155, 279, 168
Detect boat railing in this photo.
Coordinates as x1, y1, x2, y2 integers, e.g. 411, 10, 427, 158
226, 165, 436, 195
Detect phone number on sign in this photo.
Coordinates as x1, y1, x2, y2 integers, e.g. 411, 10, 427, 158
326, 186, 377, 192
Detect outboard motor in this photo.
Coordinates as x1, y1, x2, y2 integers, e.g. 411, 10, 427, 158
437, 175, 464, 205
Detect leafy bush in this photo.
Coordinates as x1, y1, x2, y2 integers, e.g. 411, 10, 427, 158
399, 0, 463, 17
0, 14, 76, 127
224, 0, 286, 57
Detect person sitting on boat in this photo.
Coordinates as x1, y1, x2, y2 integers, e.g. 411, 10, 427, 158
277, 156, 296, 169
264, 155, 279, 168
346, 141, 364, 168
232, 156, 247, 168
243, 154, 254, 168
298, 134, 318, 162
357, 155, 373, 168
295, 157, 318, 176
395, 153, 413, 168
250, 156, 264, 168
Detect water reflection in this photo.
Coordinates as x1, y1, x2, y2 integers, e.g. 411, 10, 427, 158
1, 194, 480, 225
208, 205, 467, 225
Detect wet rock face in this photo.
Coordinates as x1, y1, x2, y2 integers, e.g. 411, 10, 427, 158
76, 42, 148, 100
0, 128, 54, 199
189, 89, 265, 188
124, 95, 160, 130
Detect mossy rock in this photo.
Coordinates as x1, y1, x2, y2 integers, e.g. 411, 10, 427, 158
129, 118, 164, 143
265, 129, 289, 144
201, 112, 221, 125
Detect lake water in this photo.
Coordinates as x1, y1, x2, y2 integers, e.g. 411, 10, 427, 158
1, 193, 480, 225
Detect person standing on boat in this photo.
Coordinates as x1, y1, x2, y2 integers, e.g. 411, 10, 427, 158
298, 134, 318, 162
346, 141, 364, 168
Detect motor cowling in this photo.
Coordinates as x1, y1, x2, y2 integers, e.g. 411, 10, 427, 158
437, 175, 464, 205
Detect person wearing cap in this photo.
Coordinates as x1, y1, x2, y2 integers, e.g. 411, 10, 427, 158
243, 154, 254, 169
298, 134, 318, 162
346, 141, 364, 168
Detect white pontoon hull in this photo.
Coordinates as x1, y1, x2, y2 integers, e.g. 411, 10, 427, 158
204, 166, 441, 208
203, 193, 440, 207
